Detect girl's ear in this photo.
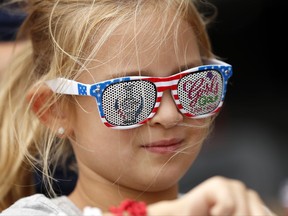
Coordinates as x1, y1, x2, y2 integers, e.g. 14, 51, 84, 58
26, 84, 73, 137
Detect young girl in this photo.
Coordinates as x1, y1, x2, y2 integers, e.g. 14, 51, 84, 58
0, 0, 275, 215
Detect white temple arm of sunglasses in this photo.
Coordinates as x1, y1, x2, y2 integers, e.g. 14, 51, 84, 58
46, 78, 88, 96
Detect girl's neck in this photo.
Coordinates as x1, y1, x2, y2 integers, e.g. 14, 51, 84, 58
68, 173, 179, 212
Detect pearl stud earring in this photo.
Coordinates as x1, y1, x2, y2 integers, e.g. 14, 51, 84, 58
57, 127, 65, 135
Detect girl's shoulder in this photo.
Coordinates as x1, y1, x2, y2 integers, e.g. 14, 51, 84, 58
1, 194, 82, 216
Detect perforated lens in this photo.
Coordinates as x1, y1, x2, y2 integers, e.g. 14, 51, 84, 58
102, 80, 157, 126
177, 70, 223, 116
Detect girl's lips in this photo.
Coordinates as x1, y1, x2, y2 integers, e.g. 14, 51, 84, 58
141, 139, 183, 154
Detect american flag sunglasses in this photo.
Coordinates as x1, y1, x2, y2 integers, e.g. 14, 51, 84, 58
46, 58, 232, 129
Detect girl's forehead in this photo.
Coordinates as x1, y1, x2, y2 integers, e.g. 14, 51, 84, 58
81, 14, 201, 82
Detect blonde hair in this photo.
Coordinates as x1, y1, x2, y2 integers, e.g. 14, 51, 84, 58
0, 0, 216, 210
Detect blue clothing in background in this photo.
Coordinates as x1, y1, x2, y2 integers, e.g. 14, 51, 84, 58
0, 8, 26, 41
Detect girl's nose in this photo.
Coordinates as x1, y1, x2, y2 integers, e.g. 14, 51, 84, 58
148, 90, 183, 129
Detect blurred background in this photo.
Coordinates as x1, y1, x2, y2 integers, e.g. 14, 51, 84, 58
1, 0, 287, 215
180, 0, 288, 215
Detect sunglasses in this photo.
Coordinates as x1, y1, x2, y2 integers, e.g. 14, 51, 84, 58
46, 58, 232, 129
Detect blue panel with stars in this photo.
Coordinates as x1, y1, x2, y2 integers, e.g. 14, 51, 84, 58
78, 84, 88, 95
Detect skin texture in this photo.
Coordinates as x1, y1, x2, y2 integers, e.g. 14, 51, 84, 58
64, 14, 208, 211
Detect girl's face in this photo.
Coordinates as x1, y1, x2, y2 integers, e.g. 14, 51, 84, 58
69, 14, 209, 193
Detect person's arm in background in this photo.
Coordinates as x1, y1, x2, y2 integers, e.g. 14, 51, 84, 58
0, 41, 25, 74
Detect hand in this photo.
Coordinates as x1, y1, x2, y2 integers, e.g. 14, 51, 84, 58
148, 176, 276, 216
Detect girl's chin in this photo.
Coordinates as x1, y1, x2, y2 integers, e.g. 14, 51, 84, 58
126, 173, 182, 192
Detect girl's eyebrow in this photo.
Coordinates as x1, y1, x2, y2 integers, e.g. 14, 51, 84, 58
118, 62, 199, 77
